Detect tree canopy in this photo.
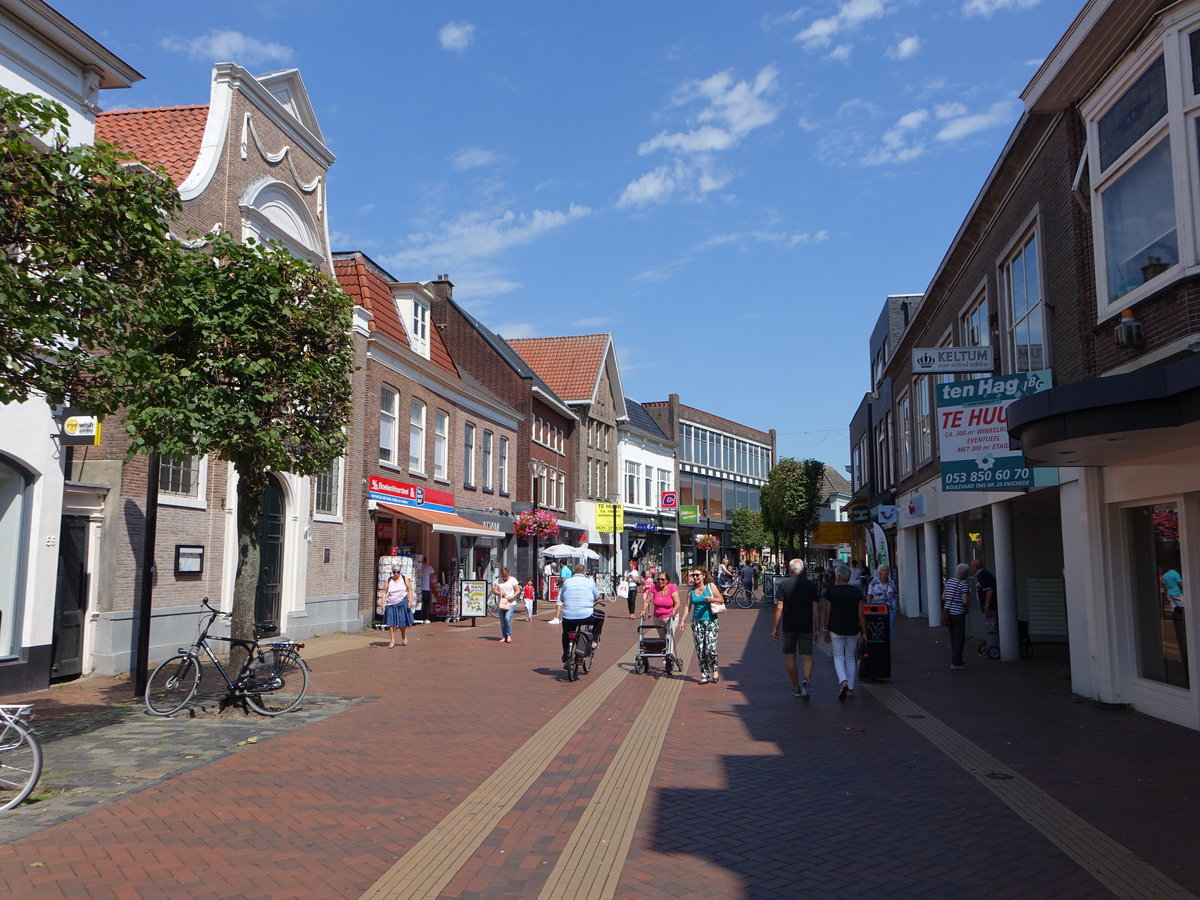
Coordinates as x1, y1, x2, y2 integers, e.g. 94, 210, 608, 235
761, 458, 826, 556
1, 87, 184, 411
730, 507, 765, 554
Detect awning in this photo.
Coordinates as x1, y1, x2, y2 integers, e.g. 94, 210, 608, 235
377, 503, 501, 539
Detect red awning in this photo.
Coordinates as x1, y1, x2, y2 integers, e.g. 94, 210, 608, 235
377, 502, 499, 538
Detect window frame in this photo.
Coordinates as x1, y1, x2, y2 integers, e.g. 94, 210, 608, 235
999, 220, 1048, 374
463, 422, 476, 489
482, 430, 494, 492
379, 386, 399, 467
313, 457, 343, 521
433, 410, 449, 481
896, 389, 913, 477
408, 399, 427, 475
158, 454, 208, 510
498, 436, 509, 495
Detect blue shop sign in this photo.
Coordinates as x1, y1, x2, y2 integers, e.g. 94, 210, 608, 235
634, 523, 661, 532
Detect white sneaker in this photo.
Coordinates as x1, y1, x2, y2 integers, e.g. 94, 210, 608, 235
548, 618, 561, 625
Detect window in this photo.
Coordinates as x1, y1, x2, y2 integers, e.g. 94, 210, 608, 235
626, 461, 639, 505
1101, 136, 1177, 304
380, 387, 398, 464
160, 456, 201, 499
603, 461, 609, 498
852, 437, 866, 492
463, 423, 476, 488
657, 468, 670, 503
915, 376, 932, 463
875, 412, 894, 488
645, 468, 652, 509
962, 294, 989, 348
498, 437, 509, 494
1003, 231, 1046, 372
482, 430, 493, 491
314, 458, 341, 518
434, 411, 448, 480
1127, 502, 1187, 689
558, 472, 565, 509
410, 298, 430, 358
409, 400, 426, 473
897, 392, 913, 476
0, 460, 29, 659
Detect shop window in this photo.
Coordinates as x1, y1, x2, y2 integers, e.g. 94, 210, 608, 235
1127, 502, 1188, 689
0, 459, 29, 660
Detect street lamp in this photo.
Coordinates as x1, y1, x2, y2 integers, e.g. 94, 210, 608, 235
529, 458, 548, 604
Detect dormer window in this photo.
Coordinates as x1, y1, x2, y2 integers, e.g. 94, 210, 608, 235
410, 298, 430, 359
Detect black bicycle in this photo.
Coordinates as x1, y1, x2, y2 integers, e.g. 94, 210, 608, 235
145, 597, 310, 716
723, 581, 756, 609
563, 607, 606, 683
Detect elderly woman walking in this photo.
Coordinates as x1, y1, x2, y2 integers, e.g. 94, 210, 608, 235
377, 564, 415, 649
821, 564, 865, 701
943, 563, 971, 670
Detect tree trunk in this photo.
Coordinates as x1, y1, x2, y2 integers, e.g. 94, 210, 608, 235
231, 468, 266, 668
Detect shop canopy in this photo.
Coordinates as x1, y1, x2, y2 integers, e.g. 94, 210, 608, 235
377, 503, 499, 539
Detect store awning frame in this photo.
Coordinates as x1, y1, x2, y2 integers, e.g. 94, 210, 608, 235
377, 502, 501, 539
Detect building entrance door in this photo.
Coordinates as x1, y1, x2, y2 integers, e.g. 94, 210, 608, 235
254, 477, 285, 626
51, 516, 88, 681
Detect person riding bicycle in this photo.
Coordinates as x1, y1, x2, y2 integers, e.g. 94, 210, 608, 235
560, 564, 604, 665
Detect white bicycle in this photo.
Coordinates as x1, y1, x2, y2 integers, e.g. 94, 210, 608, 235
0, 704, 41, 812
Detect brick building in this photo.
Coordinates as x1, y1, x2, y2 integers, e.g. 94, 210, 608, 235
333, 256, 520, 615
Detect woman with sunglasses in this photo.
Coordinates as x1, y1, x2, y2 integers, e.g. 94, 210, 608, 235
680, 568, 724, 684
641, 572, 680, 625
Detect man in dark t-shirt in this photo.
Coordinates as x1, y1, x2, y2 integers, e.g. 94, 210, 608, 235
772, 558, 821, 699
971, 558, 996, 615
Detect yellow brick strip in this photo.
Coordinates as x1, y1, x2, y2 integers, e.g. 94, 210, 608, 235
360, 643, 637, 900
537, 640, 693, 900
868, 682, 1196, 900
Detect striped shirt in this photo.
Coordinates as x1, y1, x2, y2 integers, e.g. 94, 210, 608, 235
942, 577, 969, 615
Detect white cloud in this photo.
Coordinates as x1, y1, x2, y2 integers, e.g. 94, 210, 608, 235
887, 35, 921, 60
701, 229, 831, 249
492, 321, 539, 338
935, 100, 1018, 141
963, 0, 1041, 17
934, 102, 968, 119
439, 21, 475, 51
827, 43, 853, 62
451, 147, 497, 170
382, 204, 591, 294
160, 29, 293, 65
621, 66, 779, 208
860, 108, 929, 165
795, 0, 890, 50
356, 203, 375, 215
797, 116, 820, 132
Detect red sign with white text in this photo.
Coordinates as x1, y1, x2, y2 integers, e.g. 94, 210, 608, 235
368, 474, 454, 513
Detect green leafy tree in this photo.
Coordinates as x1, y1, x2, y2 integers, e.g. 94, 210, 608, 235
730, 507, 765, 556
120, 232, 355, 640
763, 458, 826, 557
1, 88, 184, 410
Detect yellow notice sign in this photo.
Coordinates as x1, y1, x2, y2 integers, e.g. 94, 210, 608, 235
595, 503, 625, 533
812, 522, 853, 545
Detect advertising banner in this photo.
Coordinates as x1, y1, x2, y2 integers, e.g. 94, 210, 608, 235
678, 505, 699, 525
595, 503, 625, 533
937, 370, 1051, 492
812, 522, 852, 545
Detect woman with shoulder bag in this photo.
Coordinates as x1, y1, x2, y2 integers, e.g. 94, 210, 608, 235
378, 564, 415, 648
943, 563, 971, 670
680, 568, 725, 684
493, 566, 521, 643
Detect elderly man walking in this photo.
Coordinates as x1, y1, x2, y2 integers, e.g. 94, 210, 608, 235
772, 559, 820, 699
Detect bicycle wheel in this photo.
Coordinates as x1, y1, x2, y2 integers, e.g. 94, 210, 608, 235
580, 647, 592, 675
0, 717, 42, 812
145, 654, 201, 716
487, 596, 500, 618
566, 641, 579, 682
244, 649, 309, 716
735, 589, 754, 609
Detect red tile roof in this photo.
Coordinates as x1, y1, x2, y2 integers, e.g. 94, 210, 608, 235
507, 335, 609, 402
95, 105, 210, 185
332, 253, 458, 378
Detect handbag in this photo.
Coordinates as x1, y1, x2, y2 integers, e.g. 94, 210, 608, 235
616, 581, 630, 599
941, 607, 951, 627
706, 586, 726, 615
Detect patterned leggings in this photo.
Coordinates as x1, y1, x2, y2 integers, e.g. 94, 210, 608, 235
691, 619, 720, 677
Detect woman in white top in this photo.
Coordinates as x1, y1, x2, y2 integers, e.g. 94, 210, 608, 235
377, 565, 415, 648
492, 566, 521, 643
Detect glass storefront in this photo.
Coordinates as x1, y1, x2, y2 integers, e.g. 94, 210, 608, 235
1128, 502, 1189, 689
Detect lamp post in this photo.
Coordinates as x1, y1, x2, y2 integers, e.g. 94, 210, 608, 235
529, 458, 548, 606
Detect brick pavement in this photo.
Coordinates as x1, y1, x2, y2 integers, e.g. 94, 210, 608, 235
1, 603, 1198, 899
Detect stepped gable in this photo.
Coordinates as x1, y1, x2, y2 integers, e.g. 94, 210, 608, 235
506, 334, 609, 402
95, 105, 209, 185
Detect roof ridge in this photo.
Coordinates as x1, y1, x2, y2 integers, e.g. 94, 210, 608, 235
97, 104, 209, 116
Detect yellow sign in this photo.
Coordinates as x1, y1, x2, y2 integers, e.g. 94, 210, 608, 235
595, 503, 624, 533
812, 522, 853, 545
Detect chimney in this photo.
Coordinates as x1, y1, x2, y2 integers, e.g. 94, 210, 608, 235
430, 274, 454, 300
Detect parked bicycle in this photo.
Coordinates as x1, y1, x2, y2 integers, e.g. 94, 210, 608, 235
722, 581, 756, 609
145, 597, 310, 717
0, 704, 41, 812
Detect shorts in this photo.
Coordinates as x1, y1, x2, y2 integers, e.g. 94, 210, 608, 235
781, 631, 813, 655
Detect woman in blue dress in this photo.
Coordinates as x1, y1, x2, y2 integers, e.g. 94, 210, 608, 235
377, 564, 415, 648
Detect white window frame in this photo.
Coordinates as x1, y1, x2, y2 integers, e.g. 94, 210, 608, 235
626, 461, 640, 506
313, 457, 343, 521
463, 422, 476, 488
482, 430, 494, 491
409, 399, 426, 475
409, 297, 430, 358
915, 375, 932, 464
557, 471, 566, 509
897, 390, 913, 477
999, 219, 1048, 374
159, 454, 208, 510
380, 386, 398, 467
498, 436, 509, 495
434, 410, 449, 481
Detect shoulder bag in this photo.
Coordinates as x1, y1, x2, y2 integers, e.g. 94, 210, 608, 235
706, 586, 727, 615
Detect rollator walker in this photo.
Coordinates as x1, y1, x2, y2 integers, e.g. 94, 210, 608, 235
633, 616, 682, 676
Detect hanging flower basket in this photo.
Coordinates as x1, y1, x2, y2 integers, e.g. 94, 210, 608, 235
515, 508, 560, 541
694, 534, 719, 552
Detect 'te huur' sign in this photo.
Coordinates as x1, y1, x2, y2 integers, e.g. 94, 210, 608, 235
911, 346, 994, 374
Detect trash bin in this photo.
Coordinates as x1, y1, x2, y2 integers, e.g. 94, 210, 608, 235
860, 603, 891, 681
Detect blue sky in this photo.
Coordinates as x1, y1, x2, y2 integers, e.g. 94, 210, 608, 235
61, 0, 1083, 473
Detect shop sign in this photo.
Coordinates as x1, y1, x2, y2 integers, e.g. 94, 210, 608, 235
634, 523, 661, 532
850, 507, 870, 524
59, 408, 102, 446
937, 370, 1051, 492
678, 505, 699, 525
875, 505, 898, 526
812, 522, 852, 545
368, 474, 454, 512
596, 502, 624, 533
459, 580, 487, 617
660, 491, 678, 509
912, 346, 993, 374
905, 494, 926, 518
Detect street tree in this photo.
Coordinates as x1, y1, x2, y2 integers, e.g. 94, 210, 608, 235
1, 87, 184, 410
730, 507, 765, 557
120, 232, 355, 641
762, 458, 826, 557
